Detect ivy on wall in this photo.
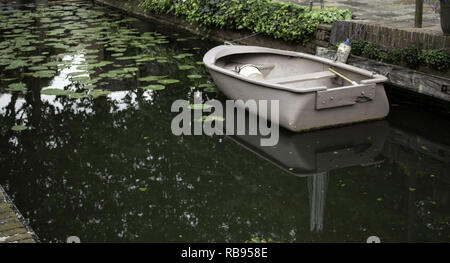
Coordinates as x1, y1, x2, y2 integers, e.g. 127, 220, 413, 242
137, 0, 352, 43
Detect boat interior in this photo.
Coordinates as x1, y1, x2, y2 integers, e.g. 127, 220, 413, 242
215, 53, 372, 90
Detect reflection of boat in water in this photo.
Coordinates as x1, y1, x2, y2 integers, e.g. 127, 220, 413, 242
228, 121, 389, 177
227, 120, 389, 232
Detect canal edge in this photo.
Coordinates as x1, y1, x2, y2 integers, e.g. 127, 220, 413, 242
0, 185, 39, 243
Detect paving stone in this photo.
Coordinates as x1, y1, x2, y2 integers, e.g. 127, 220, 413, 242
0, 212, 16, 221
19, 239, 36, 243
1, 227, 27, 237
277, 0, 442, 31
0, 186, 37, 243
5, 233, 34, 242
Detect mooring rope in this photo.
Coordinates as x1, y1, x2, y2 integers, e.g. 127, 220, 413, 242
348, 24, 366, 41
224, 31, 262, 45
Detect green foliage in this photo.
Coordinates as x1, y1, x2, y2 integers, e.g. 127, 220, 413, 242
348, 40, 448, 72
420, 49, 450, 71
402, 45, 422, 68
334, 42, 341, 50
138, 0, 352, 43
384, 48, 403, 64
350, 39, 365, 56
362, 42, 381, 60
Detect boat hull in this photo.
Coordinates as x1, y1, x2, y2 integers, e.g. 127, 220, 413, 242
204, 45, 390, 132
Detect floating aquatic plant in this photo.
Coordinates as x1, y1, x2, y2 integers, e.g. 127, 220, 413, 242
178, 65, 194, 70
5, 60, 28, 70
139, 75, 167, 82
158, 79, 179, 85
173, 53, 194, 59
187, 74, 202, 79
11, 125, 28, 131
41, 88, 75, 96
198, 83, 215, 89
189, 104, 213, 110
33, 70, 56, 78
204, 87, 220, 93
29, 65, 48, 71
6, 82, 27, 92
196, 115, 225, 122
140, 85, 165, 90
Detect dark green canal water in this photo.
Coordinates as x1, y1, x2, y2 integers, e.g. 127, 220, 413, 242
0, 0, 449, 243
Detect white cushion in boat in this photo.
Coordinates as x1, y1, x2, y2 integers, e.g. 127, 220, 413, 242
268, 71, 336, 84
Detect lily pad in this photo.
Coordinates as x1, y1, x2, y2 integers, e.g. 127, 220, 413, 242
140, 85, 165, 90
196, 115, 225, 122
5, 60, 29, 70
29, 65, 48, 71
6, 82, 27, 92
204, 87, 220, 93
71, 76, 91, 83
81, 84, 96, 90
67, 71, 88, 77
173, 53, 194, 59
189, 104, 213, 110
139, 75, 166, 82
70, 93, 89, 99
22, 46, 36, 52
123, 67, 139, 73
41, 88, 74, 96
187, 74, 202, 79
178, 65, 194, 70
198, 83, 215, 89
158, 79, 179, 85
33, 70, 56, 78
11, 125, 27, 131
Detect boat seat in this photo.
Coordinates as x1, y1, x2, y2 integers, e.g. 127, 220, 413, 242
268, 71, 336, 84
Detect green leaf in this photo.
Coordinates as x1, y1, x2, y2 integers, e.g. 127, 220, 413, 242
11, 125, 27, 131
187, 74, 202, 79
157, 79, 179, 85
33, 70, 56, 78
178, 65, 194, 70
196, 115, 225, 122
41, 88, 75, 96
140, 85, 165, 90
189, 104, 213, 110
6, 82, 27, 92
139, 75, 166, 82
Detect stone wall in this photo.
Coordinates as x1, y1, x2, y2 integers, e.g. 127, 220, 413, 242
316, 47, 450, 104
331, 20, 450, 52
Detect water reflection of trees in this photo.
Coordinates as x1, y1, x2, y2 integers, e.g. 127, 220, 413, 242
0, 83, 304, 242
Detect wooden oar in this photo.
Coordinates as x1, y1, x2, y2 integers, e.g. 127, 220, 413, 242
328, 68, 358, 85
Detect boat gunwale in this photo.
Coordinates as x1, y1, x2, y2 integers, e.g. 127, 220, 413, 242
203, 45, 388, 94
